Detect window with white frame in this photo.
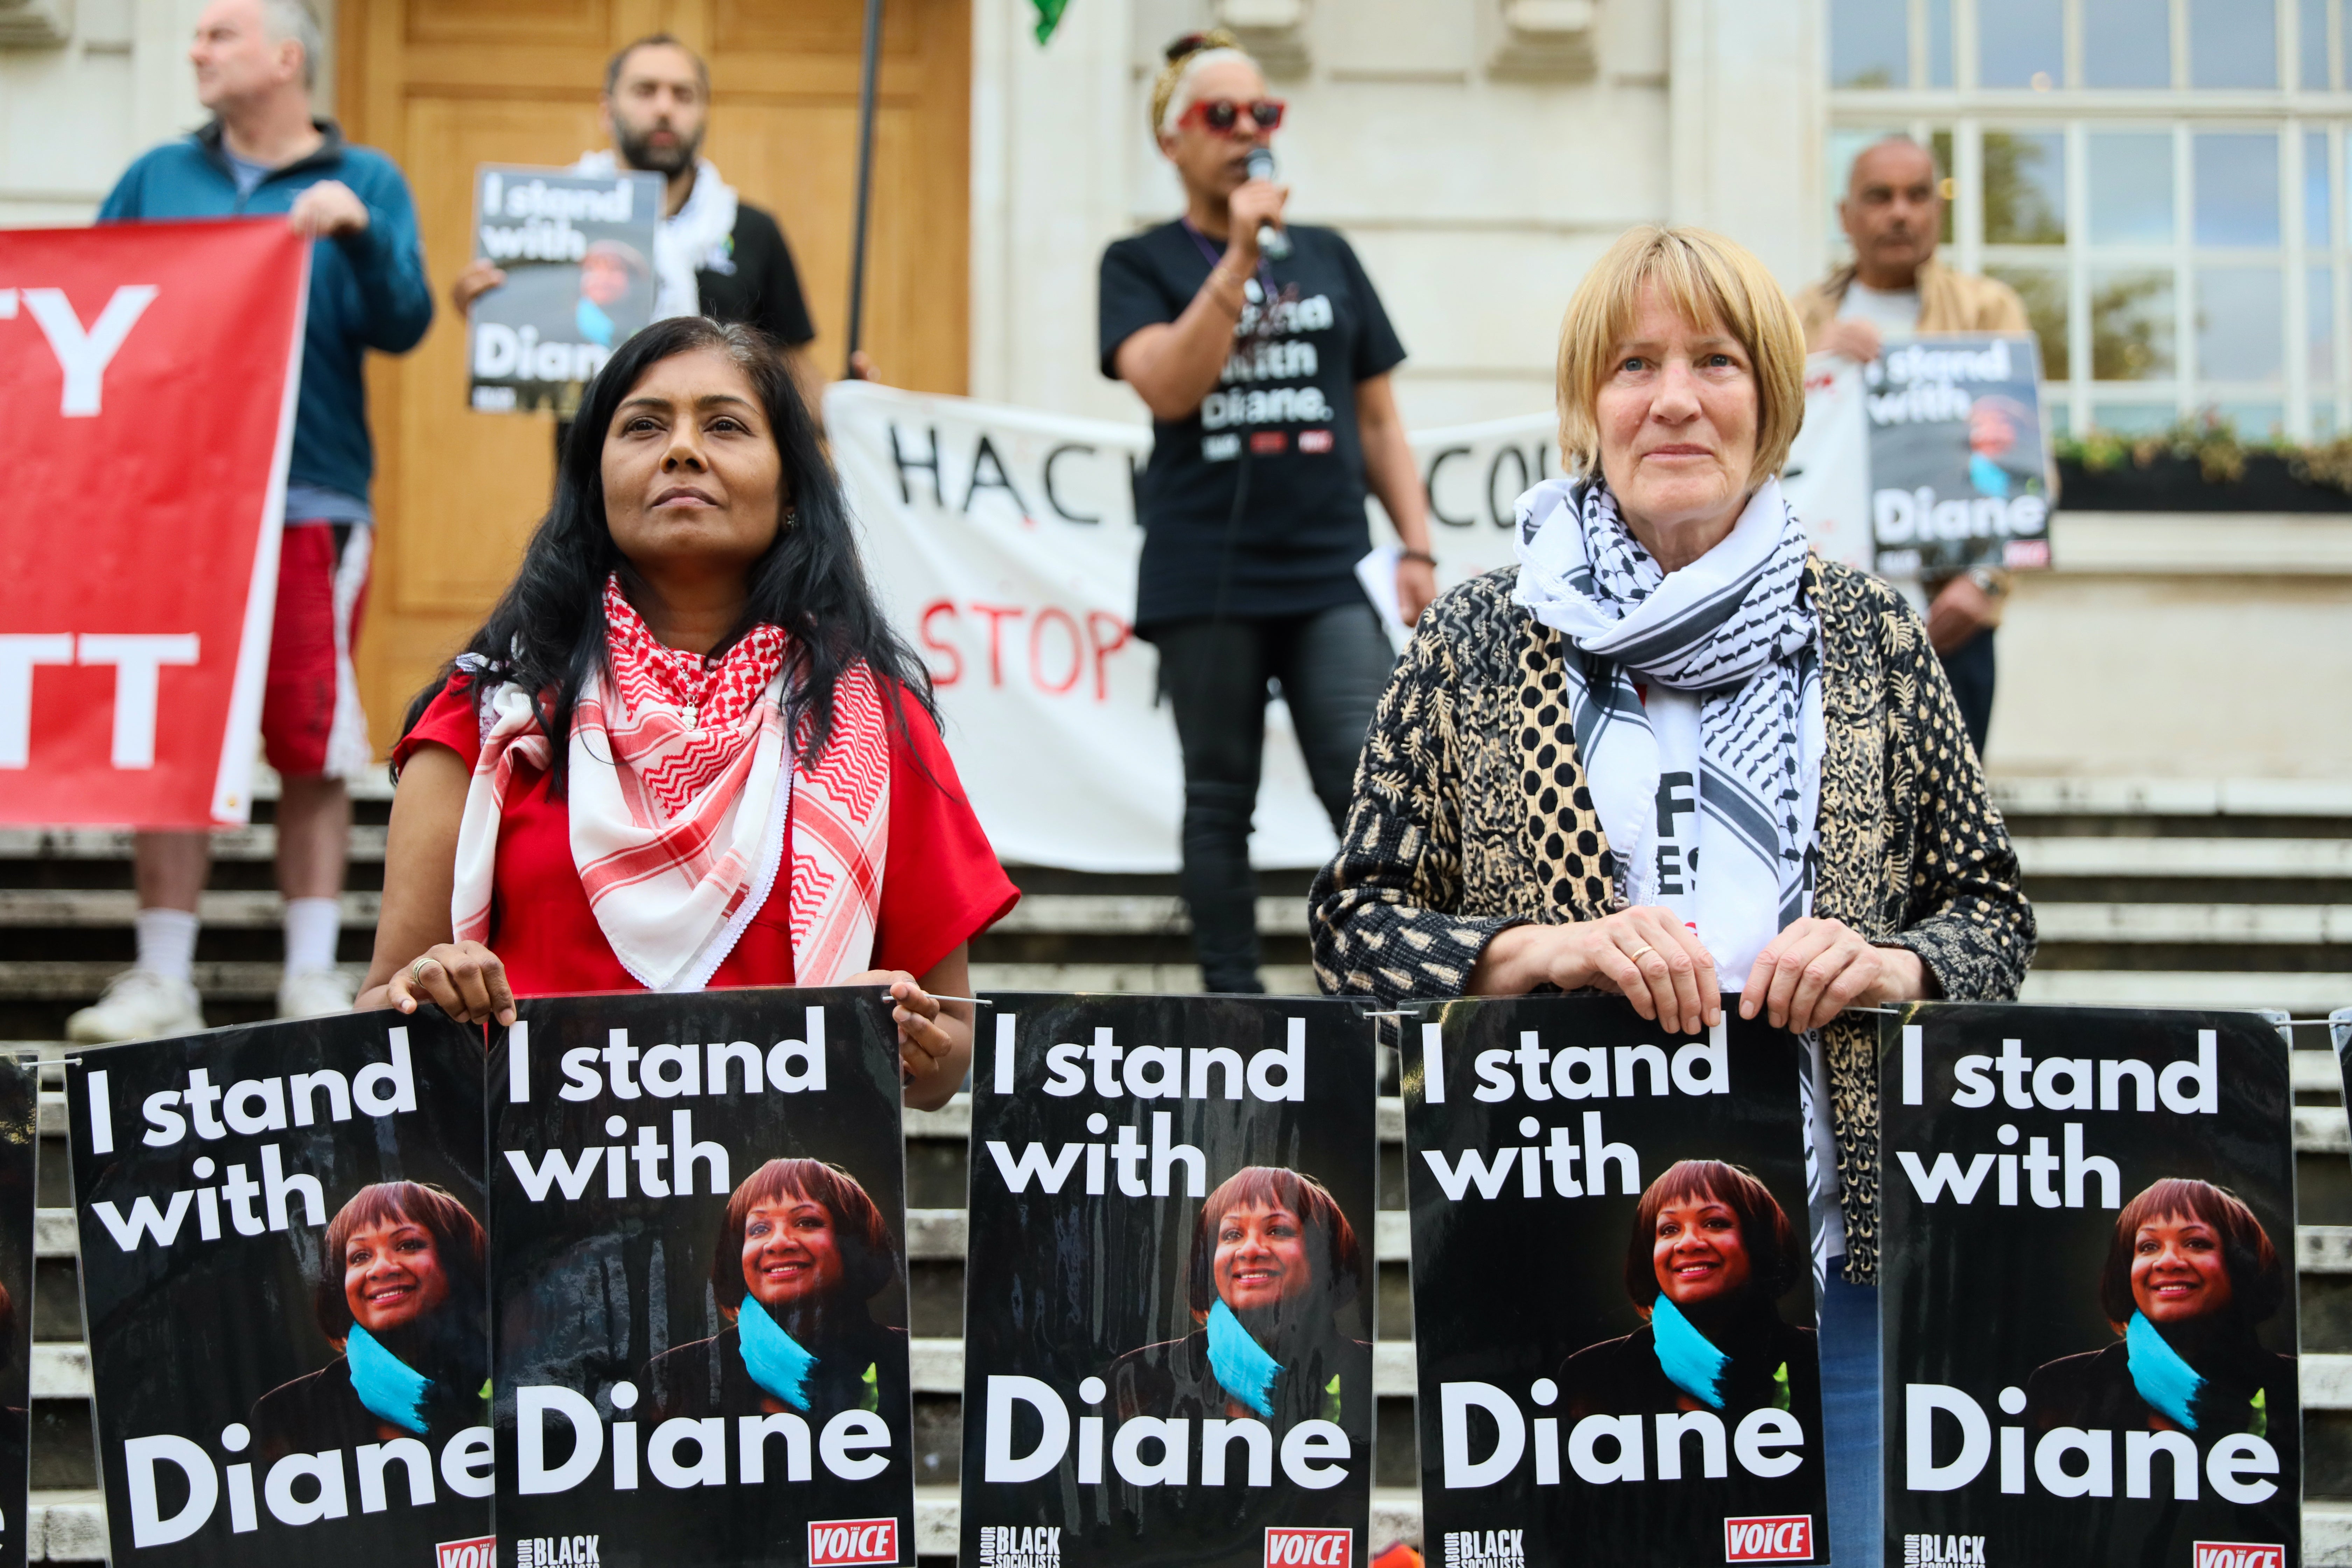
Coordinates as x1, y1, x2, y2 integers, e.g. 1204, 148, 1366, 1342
1827, 0, 2350, 440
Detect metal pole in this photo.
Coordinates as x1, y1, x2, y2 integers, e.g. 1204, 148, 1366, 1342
843, 0, 884, 379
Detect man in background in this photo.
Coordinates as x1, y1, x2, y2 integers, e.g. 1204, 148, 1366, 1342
70, 0, 432, 1042
1794, 135, 2029, 756
450, 36, 860, 397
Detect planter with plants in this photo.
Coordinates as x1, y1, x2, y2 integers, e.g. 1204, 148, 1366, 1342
2055, 414, 2352, 512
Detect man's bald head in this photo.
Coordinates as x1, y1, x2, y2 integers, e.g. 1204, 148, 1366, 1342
1841, 136, 1943, 289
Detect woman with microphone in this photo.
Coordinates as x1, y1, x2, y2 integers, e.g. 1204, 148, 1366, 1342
1101, 30, 1437, 994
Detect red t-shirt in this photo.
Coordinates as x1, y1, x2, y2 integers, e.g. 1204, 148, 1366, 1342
392, 675, 1019, 998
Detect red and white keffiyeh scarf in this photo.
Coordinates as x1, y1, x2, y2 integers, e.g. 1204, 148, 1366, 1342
451, 577, 890, 990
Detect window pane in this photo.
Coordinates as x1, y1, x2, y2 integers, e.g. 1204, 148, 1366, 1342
2317, 401, 2340, 437
2093, 269, 2176, 379
2311, 132, 2334, 247
2213, 401, 2286, 437
2048, 402, 2073, 438
2090, 134, 2177, 244
1831, 0, 1906, 86
1928, 0, 1955, 86
2303, 0, 2333, 89
2311, 267, 2336, 383
1985, 131, 2066, 243
2190, 0, 2278, 86
2194, 133, 2282, 247
1933, 129, 1956, 245
1988, 265, 2071, 379
2091, 402, 2179, 432
2084, 0, 2173, 87
2196, 267, 2284, 382
1979, 0, 2064, 87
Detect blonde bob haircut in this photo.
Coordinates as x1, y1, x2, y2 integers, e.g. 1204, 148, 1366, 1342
1554, 225, 1808, 490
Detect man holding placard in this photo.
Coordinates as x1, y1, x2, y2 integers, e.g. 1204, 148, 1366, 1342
1794, 136, 2035, 756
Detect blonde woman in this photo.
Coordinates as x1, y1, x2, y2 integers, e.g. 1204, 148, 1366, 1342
1309, 225, 2035, 1565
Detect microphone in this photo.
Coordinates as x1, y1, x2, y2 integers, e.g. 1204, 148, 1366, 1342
1244, 147, 1292, 261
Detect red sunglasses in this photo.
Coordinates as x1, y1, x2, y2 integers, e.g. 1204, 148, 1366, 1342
1178, 98, 1286, 135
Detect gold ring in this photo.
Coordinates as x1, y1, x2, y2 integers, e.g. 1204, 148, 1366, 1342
1625, 944, 1655, 960
409, 957, 440, 983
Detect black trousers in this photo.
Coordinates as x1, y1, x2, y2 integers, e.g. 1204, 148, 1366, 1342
1939, 626, 1996, 757
1154, 602, 1395, 992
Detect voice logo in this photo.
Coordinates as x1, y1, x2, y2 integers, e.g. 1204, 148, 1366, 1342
2194, 1545, 2285, 1568
1725, 1515, 1814, 1562
435, 1538, 496, 1568
1266, 1526, 1352, 1566
809, 1517, 899, 1566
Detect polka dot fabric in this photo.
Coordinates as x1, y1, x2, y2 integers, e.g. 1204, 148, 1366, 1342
1307, 558, 2037, 1286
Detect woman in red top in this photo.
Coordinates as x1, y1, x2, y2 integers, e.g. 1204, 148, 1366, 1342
358, 316, 1016, 1109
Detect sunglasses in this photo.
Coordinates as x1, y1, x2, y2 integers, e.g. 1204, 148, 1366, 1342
1178, 98, 1286, 135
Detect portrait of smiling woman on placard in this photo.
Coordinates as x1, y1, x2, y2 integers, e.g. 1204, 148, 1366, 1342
2026, 1177, 2296, 1461
1559, 1160, 1818, 1423
249, 1181, 489, 1461
644, 1157, 909, 1428
1112, 1166, 1371, 1434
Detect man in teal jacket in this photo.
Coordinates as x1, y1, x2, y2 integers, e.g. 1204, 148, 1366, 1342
72, 0, 432, 1043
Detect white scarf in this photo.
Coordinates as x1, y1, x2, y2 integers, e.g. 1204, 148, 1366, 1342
574, 149, 740, 322
1511, 473, 1824, 983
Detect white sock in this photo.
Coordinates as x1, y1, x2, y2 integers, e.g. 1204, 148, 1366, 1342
133, 908, 200, 984
282, 897, 342, 977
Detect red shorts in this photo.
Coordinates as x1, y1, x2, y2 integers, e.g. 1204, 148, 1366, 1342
262, 521, 373, 780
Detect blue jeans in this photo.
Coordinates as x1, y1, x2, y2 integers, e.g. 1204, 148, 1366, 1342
1819, 1264, 1882, 1566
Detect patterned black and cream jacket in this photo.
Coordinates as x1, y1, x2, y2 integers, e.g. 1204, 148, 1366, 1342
1307, 557, 2036, 1285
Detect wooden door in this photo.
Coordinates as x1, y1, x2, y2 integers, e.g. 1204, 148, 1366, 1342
336, 0, 969, 754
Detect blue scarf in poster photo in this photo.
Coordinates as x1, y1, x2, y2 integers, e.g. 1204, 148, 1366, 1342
347, 1322, 433, 1435
2127, 1311, 2206, 1431
738, 1294, 820, 1412
1650, 1296, 1731, 1410
1206, 1298, 1283, 1420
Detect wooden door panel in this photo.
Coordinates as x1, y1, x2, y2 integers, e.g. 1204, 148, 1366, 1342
340, 0, 968, 755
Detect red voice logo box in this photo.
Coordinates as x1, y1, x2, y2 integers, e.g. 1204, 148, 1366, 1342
810, 1518, 901, 1567
1265, 1527, 1353, 1566
435, 1539, 498, 1568
1725, 1516, 1815, 1562
2194, 1546, 2286, 1568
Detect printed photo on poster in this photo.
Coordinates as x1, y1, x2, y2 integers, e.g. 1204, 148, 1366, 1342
0, 1057, 34, 1568
65, 1014, 491, 1568
491, 988, 913, 1568
1404, 999, 1825, 1566
1863, 335, 2052, 578
466, 164, 662, 416
958, 997, 1378, 1568
1880, 1006, 2299, 1565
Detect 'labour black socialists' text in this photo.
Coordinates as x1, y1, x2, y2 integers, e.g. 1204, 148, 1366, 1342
1418, 1022, 1731, 1202
980, 1376, 1350, 1491
1892, 1027, 2218, 1212
1437, 1378, 1804, 1490
82, 1028, 419, 1252
500, 1013, 826, 1202
981, 1015, 1315, 1199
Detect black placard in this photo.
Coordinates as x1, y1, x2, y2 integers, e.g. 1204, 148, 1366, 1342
1405, 999, 1825, 1566
490, 987, 913, 1568
465, 163, 662, 415
1863, 334, 2052, 577
1881, 1005, 2299, 1564
957, 996, 1377, 1568
66, 1014, 491, 1567
0, 1057, 35, 1568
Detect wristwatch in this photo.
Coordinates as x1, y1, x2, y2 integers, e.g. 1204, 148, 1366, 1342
1965, 566, 2006, 597
1400, 549, 1437, 567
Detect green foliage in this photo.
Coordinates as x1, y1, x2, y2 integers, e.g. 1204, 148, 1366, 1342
2054, 408, 2352, 492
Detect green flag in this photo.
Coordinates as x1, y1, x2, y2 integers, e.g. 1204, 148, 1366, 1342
1032, 0, 1069, 42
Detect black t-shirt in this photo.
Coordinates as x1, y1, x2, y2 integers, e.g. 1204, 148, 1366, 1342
700, 200, 817, 348
1099, 220, 1406, 629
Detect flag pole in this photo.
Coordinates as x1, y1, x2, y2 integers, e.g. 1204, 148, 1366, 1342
844, 0, 884, 379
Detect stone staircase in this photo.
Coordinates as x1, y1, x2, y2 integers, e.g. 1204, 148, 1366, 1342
2, 775, 2349, 1561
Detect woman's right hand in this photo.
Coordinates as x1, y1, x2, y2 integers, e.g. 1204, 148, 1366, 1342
1224, 175, 1289, 270
363, 941, 516, 1028
1465, 907, 1721, 1035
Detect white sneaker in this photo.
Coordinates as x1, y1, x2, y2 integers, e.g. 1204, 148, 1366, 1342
66, 969, 206, 1043
277, 967, 356, 1021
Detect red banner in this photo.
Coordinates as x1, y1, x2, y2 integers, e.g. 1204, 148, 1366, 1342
0, 219, 306, 827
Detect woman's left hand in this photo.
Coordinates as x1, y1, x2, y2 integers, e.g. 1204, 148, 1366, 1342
1739, 917, 1932, 1034
1397, 558, 1439, 626
852, 969, 962, 1099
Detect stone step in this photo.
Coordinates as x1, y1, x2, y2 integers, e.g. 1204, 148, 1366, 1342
2033, 902, 2352, 943
0, 826, 387, 864
1991, 777, 2352, 817
0, 890, 382, 928
2018, 970, 2352, 1009
2014, 836, 2352, 878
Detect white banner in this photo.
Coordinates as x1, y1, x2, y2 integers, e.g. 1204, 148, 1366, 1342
1780, 351, 1876, 573
825, 383, 1555, 871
